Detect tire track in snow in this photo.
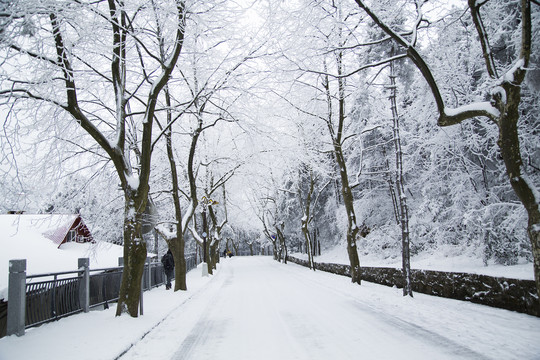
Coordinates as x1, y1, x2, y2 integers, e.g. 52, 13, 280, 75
278, 261, 492, 360
124, 258, 508, 360
115, 266, 224, 360
171, 263, 234, 360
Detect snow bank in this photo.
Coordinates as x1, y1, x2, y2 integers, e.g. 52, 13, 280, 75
293, 243, 534, 280
0, 232, 123, 301
0, 263, 213, 360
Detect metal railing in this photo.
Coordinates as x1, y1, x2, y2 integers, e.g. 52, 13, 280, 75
3, 251, 267, 337
4, 253, 201, 337
25, 271, 82, 328
88, 267, 123, 310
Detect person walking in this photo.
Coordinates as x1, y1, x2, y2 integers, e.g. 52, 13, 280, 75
161, 249, 175, 290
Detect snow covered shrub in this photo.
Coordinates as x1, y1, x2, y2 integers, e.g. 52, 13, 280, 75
358, 224, 401, 261
477, 206, 531, 266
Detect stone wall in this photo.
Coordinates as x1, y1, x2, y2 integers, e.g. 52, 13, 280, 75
286, 256, 539, 317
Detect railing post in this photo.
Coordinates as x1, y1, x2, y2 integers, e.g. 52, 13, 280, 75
146, 257, 151, 290
139, 270, 144, 316
78, 258, 90, 313
7, 259, 26, 337
52, 275, 58, 319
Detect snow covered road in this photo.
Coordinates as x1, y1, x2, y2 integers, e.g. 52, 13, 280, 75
120, 257, 540, 360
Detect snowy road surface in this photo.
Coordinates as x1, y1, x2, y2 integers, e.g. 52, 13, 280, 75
120, 257, 540, 360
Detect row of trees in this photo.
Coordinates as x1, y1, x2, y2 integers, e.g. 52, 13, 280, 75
1, 0, 538, 313
251, 0, 539, 300
0, 0, 268, 316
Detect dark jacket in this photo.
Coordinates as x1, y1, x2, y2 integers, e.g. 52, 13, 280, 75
161, 250, 175, 271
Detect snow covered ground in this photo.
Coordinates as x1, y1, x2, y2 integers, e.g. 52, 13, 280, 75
303, 243, 535, 280
1, 256, 539, 360
0, 215, 124, 301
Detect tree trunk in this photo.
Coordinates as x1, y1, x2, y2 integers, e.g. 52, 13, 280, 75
214, 241, 221, 264
305, 229, 315, 270
271, 237, 279, 261
313, 230, 317, 257
336, 148, 361, 284
163, 86, 187, 291
173, 242, 187, 291
337, 85, 361, 283
277, 237, 283, 262
209, 240, 219, 271
299, 170, 316, 270
116, 198, 148, 316
389, 56, 412, 297
531, 228, 540, 302
301, 220, 314, 270
206, 241, 213, 275
277, 226, 287, 264
383, 147, 400, 224
343, 185, 361, 284
322, 54, 361, 284
232, 239, 238, 255
499, 81, 540, 301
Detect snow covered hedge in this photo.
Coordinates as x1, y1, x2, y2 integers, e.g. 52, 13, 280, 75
287, 256, 539, 317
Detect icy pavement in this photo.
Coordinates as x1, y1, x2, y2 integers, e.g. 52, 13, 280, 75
120, 257, 540, 360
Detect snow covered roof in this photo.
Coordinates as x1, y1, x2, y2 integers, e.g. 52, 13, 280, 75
0, 214, 89, 247
0, 214, 124, 301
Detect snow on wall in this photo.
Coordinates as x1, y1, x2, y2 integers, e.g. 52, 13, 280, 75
287, 256, 539, 317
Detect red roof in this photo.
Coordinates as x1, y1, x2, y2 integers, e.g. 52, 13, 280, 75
0, 214, 94, 248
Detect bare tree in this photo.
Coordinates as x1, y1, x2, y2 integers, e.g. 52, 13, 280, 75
322, 62, 363, 283
251, 178, 285, 261
388, 47, 412, 297
298, 167, 317, 271
154, 118, 191, 290
0, 0, 186, 317
207, 185, 229, 270
153, 5, 264, 281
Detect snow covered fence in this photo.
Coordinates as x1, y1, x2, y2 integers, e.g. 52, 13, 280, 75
2, 255, 195, 338
286, 256, 539, 317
